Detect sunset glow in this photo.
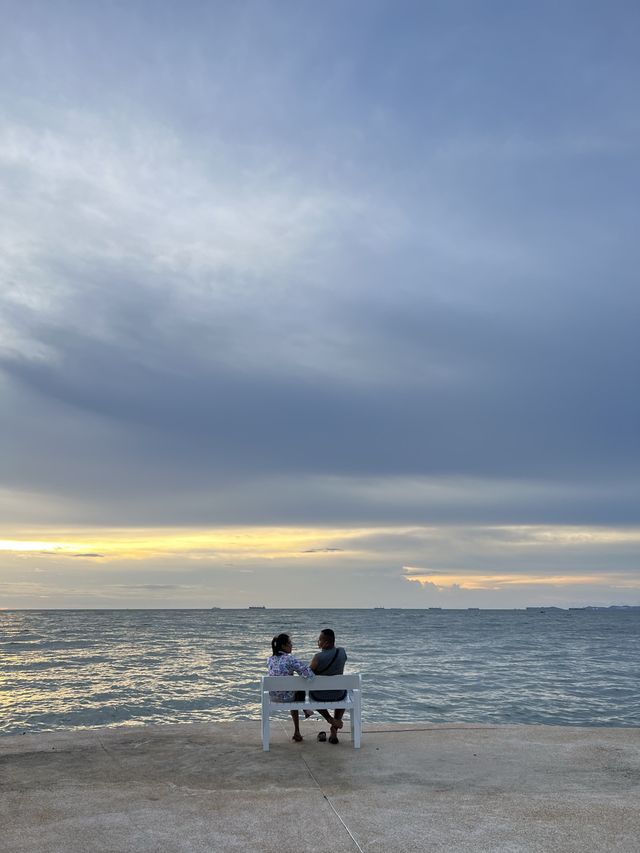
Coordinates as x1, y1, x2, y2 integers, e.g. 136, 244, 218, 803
0, 527, 378, 561
2, 524, 637, 563
403, 570, 640, 590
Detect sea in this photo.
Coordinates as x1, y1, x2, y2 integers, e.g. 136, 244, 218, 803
1, 608, 639, 736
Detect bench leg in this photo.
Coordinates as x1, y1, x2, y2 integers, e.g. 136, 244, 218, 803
353, 693, 361, 748
261, 700, 270, 751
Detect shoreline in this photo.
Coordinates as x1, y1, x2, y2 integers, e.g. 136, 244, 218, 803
4, 715, 640, 741
2, 716, 639, 740
3, 721, 639, 851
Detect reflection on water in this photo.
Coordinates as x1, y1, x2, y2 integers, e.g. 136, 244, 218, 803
1, 608, 639, 734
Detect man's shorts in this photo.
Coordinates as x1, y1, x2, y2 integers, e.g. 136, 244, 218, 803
309, 689, 347, 703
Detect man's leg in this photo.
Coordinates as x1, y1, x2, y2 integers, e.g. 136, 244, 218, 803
329, 709, 344, 744
317, 709, 334, 726
317, 708, 344, 729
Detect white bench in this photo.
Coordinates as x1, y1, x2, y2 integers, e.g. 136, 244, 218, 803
261, 674, 362, 751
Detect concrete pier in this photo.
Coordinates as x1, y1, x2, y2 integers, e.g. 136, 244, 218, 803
2, 721, 639, 852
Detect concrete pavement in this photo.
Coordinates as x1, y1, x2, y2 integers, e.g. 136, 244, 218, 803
2, 721, 639, 852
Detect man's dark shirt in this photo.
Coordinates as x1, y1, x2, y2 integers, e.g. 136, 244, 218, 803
310, 646, 347, 702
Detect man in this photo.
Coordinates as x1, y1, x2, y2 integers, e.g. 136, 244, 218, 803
309, 628, 348, 744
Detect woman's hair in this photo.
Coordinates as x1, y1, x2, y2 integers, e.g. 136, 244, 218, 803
271, 633, 291, 656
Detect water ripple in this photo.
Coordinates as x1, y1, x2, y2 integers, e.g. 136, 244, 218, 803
1, 608, 639, 734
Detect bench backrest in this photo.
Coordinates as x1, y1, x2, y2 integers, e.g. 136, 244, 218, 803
262, 674, 361, 692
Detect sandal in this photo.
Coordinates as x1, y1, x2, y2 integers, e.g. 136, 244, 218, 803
317, 731, 327, 742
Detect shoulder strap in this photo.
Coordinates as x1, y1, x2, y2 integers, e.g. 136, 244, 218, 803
315, 647, 340, 675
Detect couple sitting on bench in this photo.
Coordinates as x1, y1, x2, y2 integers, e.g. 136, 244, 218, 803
267, 628, 347, 743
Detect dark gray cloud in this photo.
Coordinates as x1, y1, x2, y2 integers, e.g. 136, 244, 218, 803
1, 245, 638, 522
302, 548, 345, 554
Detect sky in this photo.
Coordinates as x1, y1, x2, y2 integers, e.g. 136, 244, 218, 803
1, 0, 639, 609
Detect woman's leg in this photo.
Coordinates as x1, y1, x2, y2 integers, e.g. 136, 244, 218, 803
290, 710, 302, 741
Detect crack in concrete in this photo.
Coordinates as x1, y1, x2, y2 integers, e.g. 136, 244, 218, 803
275, 719, 364, 852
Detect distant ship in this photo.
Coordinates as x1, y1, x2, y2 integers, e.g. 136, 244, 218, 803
249, 605, 266, 610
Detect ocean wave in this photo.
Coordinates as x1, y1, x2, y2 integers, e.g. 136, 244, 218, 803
2, 608, 639, 735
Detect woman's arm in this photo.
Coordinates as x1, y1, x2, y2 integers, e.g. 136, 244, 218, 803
290, 655, 314, 679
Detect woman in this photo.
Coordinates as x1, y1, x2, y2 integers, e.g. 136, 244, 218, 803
267, 633, 314, 742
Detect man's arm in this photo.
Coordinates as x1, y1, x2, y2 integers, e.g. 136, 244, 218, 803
309, 653, 320, 672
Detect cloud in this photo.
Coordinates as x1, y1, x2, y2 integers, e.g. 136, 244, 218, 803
2, 71, 639, 529
302, 548, 345, 553
404, 570, 640, 591
1, 2, 639, 606
115, 584, 191, 591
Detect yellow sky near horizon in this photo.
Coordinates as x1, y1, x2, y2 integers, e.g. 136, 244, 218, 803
0, 525, 640, 559
0, 526, 376, 561
1, 524, 639, 574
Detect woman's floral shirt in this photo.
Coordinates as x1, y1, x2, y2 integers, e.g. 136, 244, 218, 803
267, 653, 314, 702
